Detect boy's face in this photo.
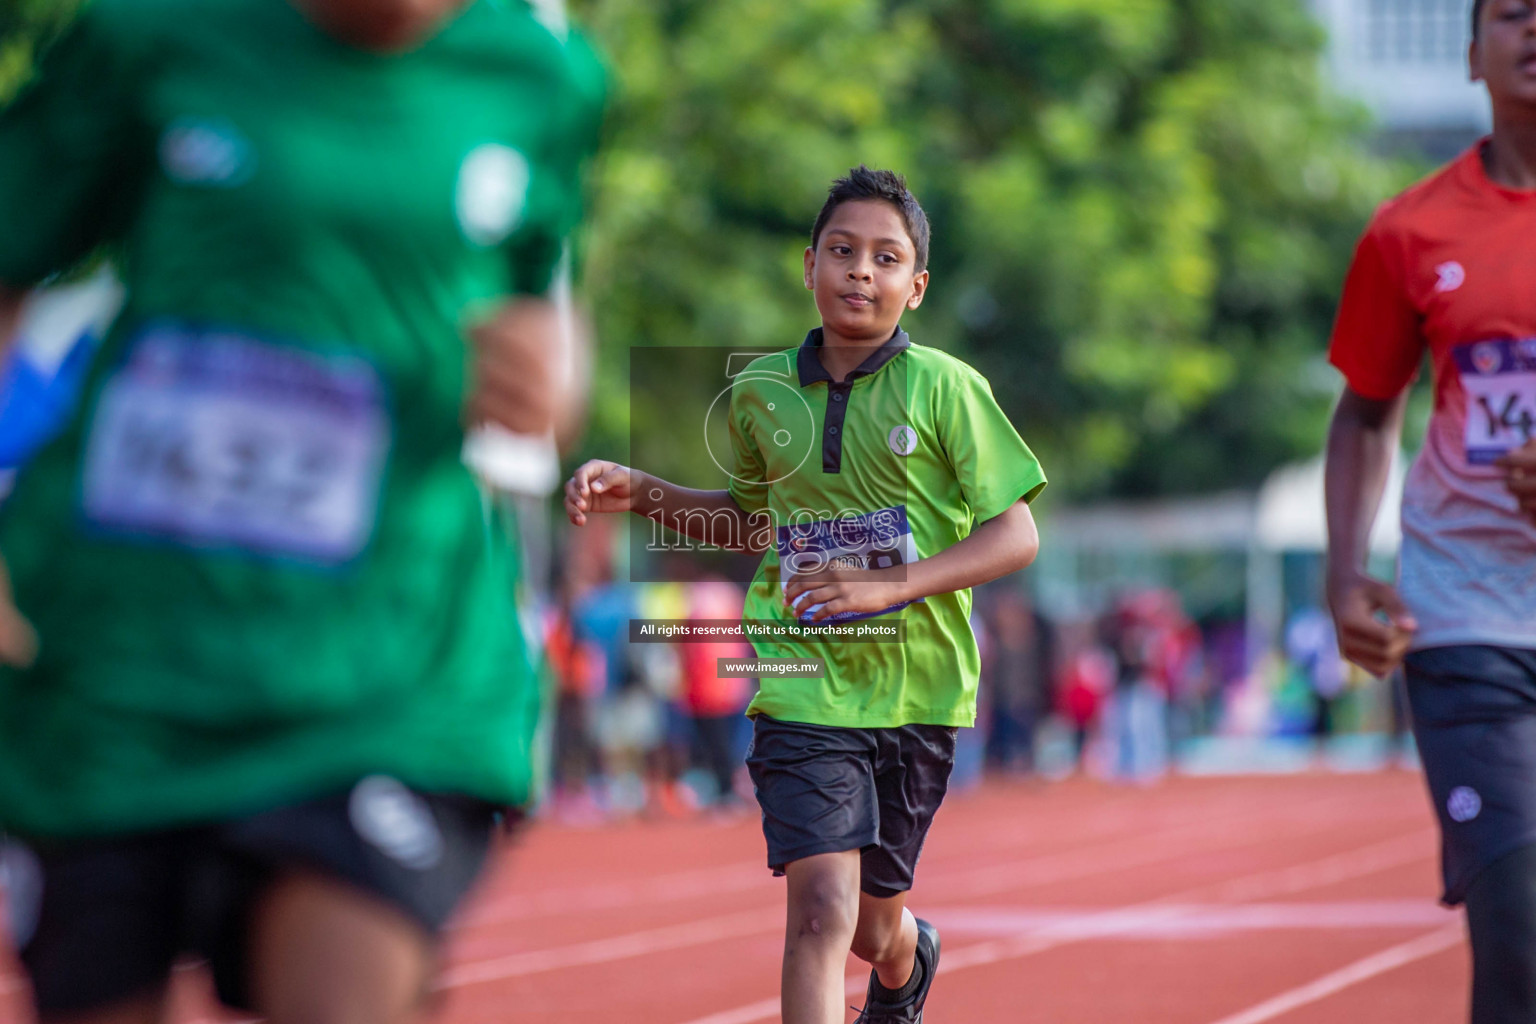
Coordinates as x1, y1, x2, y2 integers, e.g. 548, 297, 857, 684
803, 200, 928, 344
1471, 0, 1536, 108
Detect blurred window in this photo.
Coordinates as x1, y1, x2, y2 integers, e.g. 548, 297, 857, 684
1362, 0, 1467, 66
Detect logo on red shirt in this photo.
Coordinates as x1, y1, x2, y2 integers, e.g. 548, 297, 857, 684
1435, 261, 1466, 293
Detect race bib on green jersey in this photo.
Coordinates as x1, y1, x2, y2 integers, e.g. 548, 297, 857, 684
1457, 339, 1536, 465
777, 505, 922, 624
80, 324, 391, 564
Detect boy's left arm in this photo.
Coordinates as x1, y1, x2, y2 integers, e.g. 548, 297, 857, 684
785, 500, 1038, 621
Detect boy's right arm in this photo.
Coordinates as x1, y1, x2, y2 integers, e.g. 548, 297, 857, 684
0, 284, 39, 668
564, 460, 768, 553
1324, 385, 1416, 677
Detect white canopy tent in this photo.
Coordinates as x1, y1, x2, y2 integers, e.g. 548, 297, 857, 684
1254, 453, 1404, 555
1038, 451, 1408, 669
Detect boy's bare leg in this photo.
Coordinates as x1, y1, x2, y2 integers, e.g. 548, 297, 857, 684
782, 852, 862, 1024
851, 891, 918, 991
247, 870, 435, 1024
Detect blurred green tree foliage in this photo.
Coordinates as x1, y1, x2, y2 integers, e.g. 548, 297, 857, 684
0, 0, 1420, 500
0, 0, 78, 102
571, 0, 1421, 500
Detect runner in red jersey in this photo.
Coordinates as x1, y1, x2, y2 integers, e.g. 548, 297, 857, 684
1325, 3, 1536, 1020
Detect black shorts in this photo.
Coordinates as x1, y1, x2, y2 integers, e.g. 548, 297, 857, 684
1405, 645, 1536, 905
1, 776, 499, 1015
745, 714, 958, 899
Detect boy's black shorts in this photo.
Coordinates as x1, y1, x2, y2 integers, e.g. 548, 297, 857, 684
1405, 645, 1536, 905
2, 776, 499, 1015
745, 714, 958, 899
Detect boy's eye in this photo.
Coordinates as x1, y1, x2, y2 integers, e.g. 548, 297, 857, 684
831, 245, 852, 256
878, 253, 898, 264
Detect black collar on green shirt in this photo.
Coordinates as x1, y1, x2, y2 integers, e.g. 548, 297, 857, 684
796, 326, 911, 387
796, 326, 910, 474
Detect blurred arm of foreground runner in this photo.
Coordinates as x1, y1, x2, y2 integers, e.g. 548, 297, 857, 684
465, 296, 583, 442
0, 283, 39, 668
1324, 386, 1417, 677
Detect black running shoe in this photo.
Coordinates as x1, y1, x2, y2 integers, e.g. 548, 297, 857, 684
854, 918, 941, 1022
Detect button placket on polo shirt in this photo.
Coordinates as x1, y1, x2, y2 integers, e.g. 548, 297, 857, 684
796, 326, 910, 476
822, 383, 854, 473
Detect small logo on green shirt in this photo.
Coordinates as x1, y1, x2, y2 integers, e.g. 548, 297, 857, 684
159, 117, 255, 187
456, 144, 531, 247
888, 424, 918, 456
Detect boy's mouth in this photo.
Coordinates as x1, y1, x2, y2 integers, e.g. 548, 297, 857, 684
840, 292, 874, 307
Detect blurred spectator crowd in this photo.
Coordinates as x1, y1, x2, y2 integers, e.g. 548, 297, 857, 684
534, 518, 1415, 825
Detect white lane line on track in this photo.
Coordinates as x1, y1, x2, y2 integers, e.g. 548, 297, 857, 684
441, 807, 1384, 988
453, 799, 1187, 930
671, 830, 1439, 1024
434, 907, 782, 990
452, 860, 771, 929
1201, 923, 1466, 1024
454, 786, 1394, 931
926, 900, 1454, 938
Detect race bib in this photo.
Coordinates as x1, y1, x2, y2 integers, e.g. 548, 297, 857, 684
81, 324, 391, 564
777, 505, 922, 624
1457, 339, 1536, 465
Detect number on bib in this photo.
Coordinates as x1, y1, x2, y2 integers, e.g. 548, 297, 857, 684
776, 505, 922, 624
81, 325, 391, 563
1456, 340, 1536, 466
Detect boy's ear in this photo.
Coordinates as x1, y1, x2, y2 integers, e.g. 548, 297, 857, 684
906, 270, 930, 311
803, 246, 816, 290
1470, 38, 1484, 83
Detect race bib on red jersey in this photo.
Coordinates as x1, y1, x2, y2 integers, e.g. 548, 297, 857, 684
777, 505, 922, 624
80, 324, 391, 563
1457, 339, 1536, 465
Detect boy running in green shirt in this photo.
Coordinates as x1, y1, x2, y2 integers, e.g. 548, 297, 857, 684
0, 0, 603, 1019
565, 167, 1046, 1024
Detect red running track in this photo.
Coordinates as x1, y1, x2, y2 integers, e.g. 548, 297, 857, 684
0, 772, 1468, 1023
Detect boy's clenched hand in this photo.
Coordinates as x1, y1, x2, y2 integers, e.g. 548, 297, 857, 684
1497, 438, 1536, 527
783, 566, 908, 623
564, 460, 639, 525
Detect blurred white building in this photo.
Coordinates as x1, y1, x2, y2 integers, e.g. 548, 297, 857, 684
1313, 0, 1490, 153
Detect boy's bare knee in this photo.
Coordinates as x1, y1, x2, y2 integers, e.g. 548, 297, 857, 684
790, 878, 857, 941
250, 871, 434, 1024
785, 859, 859, 944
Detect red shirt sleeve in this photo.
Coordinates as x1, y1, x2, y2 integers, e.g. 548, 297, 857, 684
1327, 222, 1425, 401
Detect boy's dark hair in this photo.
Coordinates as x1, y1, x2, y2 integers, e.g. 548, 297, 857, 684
1472, 0, 1487, 39
810, 165, 931, 273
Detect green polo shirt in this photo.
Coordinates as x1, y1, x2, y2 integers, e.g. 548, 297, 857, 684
0, 0, 604, 838
727, 327, 1046, 728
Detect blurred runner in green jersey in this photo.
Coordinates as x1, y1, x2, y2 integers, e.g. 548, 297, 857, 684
0, 0, 604, 1019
